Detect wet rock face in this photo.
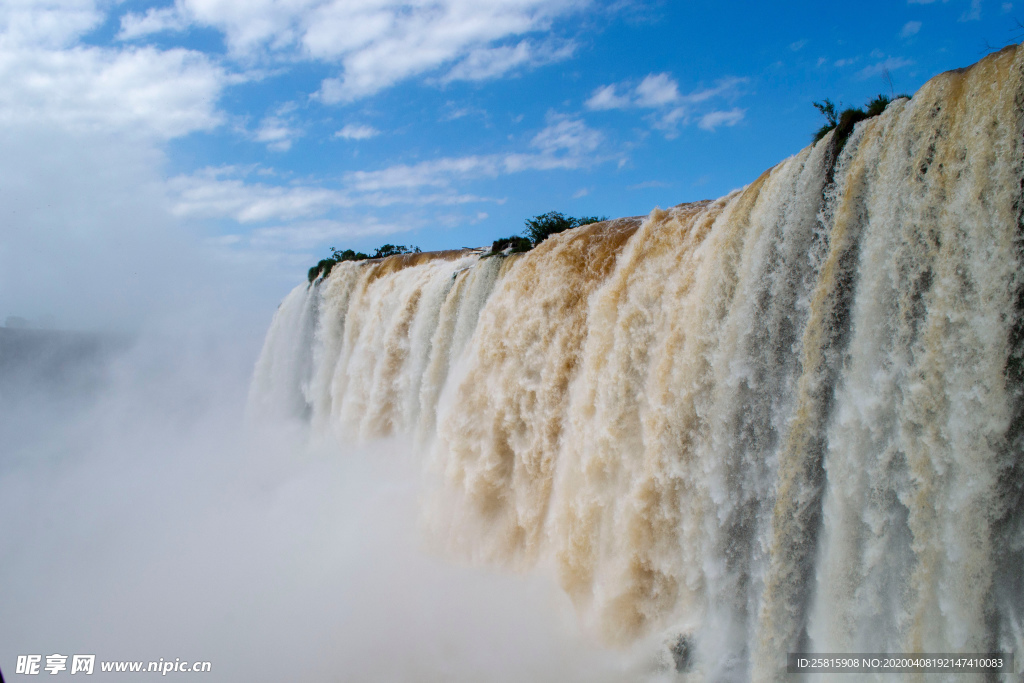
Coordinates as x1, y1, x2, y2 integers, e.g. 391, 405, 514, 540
670, 634, 692, 672
0, 327, 122, 401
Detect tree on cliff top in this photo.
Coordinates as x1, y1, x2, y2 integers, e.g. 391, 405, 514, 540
307, 243, 421, 282
371, 244, 421, 258
523, 211, 606, 247
812, 93, 909, 154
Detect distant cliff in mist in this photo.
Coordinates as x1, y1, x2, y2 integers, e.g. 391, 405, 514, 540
0, 327, 125, 400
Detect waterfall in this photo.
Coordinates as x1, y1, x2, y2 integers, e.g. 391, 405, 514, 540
249, 45, 1024, 679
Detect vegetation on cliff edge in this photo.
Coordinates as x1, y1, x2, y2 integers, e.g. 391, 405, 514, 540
813, 93, 911, 155
489, 211, 608, 256
308, 244, 421, 282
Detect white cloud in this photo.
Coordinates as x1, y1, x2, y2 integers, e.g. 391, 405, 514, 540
588, 74, 743, 108
698, 108, 745, 131
857, 56, 914, 79
630, 72, 679, 107
336, 124, 381, 140
633, 72, 680, 107
255, 115, 301, 151
527, 114, 602, 158
572, 188, 589, 198
346, 114, 604, 190
585, 84, 631, 110
627, 180, 670, 190
0, 0, 103, 48
587, 73, 746, 137
442, 39, 576, 83
901, 20, 922, 37
679, 77, 746, 104
0, 1, 228, 140
171, 115, 607, 224
441, 103, 488, 121
1003, 2, 1013, 12
0, 45, 226, 139
789, 39, 807, 51
152, 0, 588, 102
170, 163, 494, 225
118, 7, 191, 41
586, 72, 682, 110
960, 0, 982, 20
444, 41, 535, 82
248, 219, 405, 250
170, 167, 351, 223
651, 106, 687, 135
505, 114, 605, 170
345, 156, 498, 193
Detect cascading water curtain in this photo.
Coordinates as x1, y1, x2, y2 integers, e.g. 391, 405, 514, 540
250, 45, 1024, 681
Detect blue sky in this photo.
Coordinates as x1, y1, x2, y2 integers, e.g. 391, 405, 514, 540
0, 0, 1019, 328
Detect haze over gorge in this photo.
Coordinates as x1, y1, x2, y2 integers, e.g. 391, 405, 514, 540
249, 44, 1024, 680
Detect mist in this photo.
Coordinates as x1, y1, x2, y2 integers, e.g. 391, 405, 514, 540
0, 331, 659, 680
0, 123, 663, 680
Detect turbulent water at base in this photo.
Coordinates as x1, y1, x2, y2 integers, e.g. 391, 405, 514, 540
250, 46, 1024, 680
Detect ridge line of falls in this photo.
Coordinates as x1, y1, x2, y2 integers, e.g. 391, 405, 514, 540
249, 44, 1024, 680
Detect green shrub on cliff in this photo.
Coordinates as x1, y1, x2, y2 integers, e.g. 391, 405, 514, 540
812, 97, 872, 152
487, 212, 608, 256
523, 211, 606, 247
307, 244, 421, 282
490, 235, 532, 254
331, 247, 371, 262
371, 244, 421, 258
307, 247, 370, 282
812, 94, 910, 155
